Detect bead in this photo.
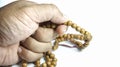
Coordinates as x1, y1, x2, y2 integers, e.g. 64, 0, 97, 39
67, 21, 73, 26
36, 64, 40, 67
71, 23, 77, 28
57, 38, 62, 42
47, 58, 52, 62
42, 63, 47, 67
76, 26, 81, 31
49, 65, 55, 67
70, 39, 76, 44
35, 60, 40, 64
83, 42, 89, 47
47, 51, 51, 55
63, 34, 67, 38
69, 34, 72, 38
53, 58, 57, 62
80, 35, 84, 40
52, 45, 58, 50
64, 20, 71, 25
66, 34, 71, 39
46, 55, 50, 59
80, 28, 85, 34
74, 34, 78, 38
47, 61, 51, 66
50, 54, 55, 58
84, 31, 89, 35
77, 42, 83, 47
58, 38, 64, 42
84, 34, 92, 41
54, 41, 58, 47
22, 63, 27, 67
76, 35, 81, 39
51, 24, 56, 29
64, 21, 68, 25
51, 61, 57, 66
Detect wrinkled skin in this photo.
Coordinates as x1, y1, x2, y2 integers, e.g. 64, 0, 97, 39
0, 0, 67, 66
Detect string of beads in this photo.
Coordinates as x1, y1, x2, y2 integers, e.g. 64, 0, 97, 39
22, 21, 92, 67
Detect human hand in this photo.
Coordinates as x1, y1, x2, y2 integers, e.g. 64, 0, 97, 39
0, 0, 67, 66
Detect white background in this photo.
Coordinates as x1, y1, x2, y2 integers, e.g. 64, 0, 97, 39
0, 0, 120, 67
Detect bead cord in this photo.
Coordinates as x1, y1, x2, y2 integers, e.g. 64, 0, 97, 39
52, 21, 92, 50
21, 21, 92, 67
22, 60, 27, 67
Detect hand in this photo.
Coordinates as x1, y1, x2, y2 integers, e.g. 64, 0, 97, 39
0, 0, 67, 66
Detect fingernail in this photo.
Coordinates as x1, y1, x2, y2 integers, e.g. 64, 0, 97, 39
56, 25, 67, 35
62, 25, 67, 33
18, 47, 22, 53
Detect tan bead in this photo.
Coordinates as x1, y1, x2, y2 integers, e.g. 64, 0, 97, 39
52, 58, 57, 62
22, 63, 27, 67
64, 21, 68, 25
69, 34, 73, 38
46, 55, 50, 60
67, 21, 73, 26
70, 39, 76, 44
47, 61, 51, 66
80, 35, 84, 40
47, 58, 52, 62
77, 42, 82, 47
84, 31, 89, 35
76, 35, 81, 39
83, 42, 89, 47
51, 61, 57, 66
84, 34, 92, 41
54, 42, 58, 46
35, 60, 40, 64
64, 20, 71, 25
51, 24, 56, 29
52, 45, 58, 50
42, 63, 47, 67
63, 34, 67, 38
80, 28, 85, 34
50, 54, 55, 58
74, 34, 78, 38
71, 23, 77, 28
76, 26, 81, 31
36, 64, 40, 67
60, 38, 64, 41
49, 65, 55, 67
47, 51, 51, 55
57, 39, 61, 42
67, 34, 71, 39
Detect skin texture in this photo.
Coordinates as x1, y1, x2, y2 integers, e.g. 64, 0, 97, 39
0, 0, 67, 66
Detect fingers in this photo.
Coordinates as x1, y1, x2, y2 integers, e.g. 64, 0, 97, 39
22, 4, 68, 24
18, 46, 43, 62
21, 37, 52, 53
32, 27, 57, 42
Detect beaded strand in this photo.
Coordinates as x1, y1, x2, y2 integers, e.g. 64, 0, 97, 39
22, 21, 92, 67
